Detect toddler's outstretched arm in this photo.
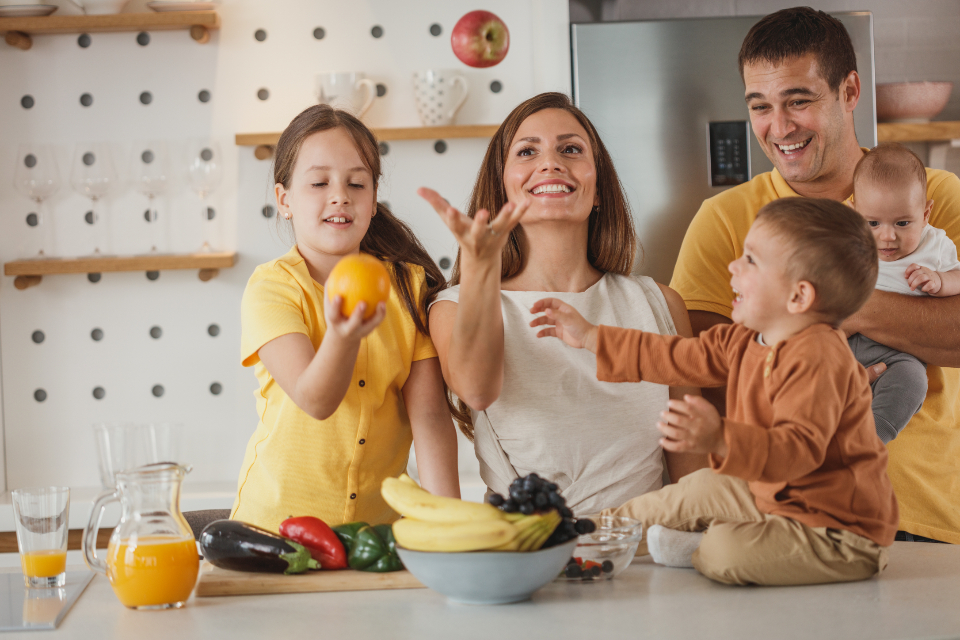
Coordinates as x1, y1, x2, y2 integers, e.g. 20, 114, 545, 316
258, 295, 386, 421
529, 298, 599, 352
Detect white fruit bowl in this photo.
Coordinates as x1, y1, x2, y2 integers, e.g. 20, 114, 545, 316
396, 537, 578, 605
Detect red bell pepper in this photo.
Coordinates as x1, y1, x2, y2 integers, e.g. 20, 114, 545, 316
279, 516, 348, 570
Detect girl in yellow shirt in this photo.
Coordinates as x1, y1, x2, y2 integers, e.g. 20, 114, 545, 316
232, 105, 461, 533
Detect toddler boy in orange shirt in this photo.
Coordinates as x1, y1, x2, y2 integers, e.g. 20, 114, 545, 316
530, 197, 899, 586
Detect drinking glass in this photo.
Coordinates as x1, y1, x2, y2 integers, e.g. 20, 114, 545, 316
94, 423, 181, 490
14, 144, 61, 257
131, 142, 169, 253
186, 140, 222, 252
71, 143, 116, 255
11, 487, 70, 589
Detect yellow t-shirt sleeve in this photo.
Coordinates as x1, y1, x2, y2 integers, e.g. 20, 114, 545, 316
928, 169, 960, 245
241, 267, 311, 367
669, 199, 740, 318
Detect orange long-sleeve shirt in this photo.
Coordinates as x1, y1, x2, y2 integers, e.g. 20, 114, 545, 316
596, 322, 898, 546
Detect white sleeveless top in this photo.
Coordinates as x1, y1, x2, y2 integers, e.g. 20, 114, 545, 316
432, 273, 677, 515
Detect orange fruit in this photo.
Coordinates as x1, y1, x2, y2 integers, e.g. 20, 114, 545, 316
325, 254, 391, 320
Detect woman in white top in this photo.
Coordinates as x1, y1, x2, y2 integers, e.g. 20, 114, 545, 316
419, 93, 706, 515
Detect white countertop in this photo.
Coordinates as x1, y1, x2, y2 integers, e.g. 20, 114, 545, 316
0, 542, 957, 639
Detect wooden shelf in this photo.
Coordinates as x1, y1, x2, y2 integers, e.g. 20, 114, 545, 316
1, 11, 220, 49
236, 124, 500, 148
877, 121, 960, 143
4, 251, 236, 289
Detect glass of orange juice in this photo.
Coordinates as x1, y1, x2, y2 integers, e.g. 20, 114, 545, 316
11, 487, 70, 588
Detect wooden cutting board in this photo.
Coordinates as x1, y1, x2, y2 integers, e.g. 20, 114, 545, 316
194, 561, 425, 597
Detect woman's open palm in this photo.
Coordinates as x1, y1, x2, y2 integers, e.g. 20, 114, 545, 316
417, 187, 528, 263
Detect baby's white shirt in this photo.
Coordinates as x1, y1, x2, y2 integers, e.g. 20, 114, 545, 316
876, 225, 960, 296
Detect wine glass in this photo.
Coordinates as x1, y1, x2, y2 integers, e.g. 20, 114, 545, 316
14, 144, 61, 257
186, 140, 222, 252
132, 141, 169, 253
71, 143, 116, 255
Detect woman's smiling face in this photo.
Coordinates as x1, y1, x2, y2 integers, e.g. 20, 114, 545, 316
502, 108, 598, 226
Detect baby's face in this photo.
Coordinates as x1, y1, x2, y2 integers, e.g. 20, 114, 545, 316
854, 179, 932, 262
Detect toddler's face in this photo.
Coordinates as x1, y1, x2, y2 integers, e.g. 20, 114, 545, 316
854, 178, 932, 262
727, 221, 797, 334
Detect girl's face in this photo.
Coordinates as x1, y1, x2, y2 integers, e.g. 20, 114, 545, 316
276, 128, 376, 259
502, 108, 599, 226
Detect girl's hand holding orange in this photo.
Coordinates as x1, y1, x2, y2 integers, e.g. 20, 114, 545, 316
324, 294, 386, 341
324, 254, 390, 340
417, 187, 528, 264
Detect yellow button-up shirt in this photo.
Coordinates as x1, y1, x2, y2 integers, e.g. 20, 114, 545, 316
232, 246, 438, 533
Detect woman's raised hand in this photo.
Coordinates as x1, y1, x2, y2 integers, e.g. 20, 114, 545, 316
529, 298, 599, 353
417, 187, 528, 263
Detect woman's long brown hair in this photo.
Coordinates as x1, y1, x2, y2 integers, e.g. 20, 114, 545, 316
446, 92, 639, 438
273, 103, 445, 338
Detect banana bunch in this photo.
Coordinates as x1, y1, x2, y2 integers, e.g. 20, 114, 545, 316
383, 475, 561, 553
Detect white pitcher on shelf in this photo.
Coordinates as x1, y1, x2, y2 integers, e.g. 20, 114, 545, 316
67, 0, 130, 15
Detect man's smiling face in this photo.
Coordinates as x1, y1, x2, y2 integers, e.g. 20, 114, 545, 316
744, 53, 855, 187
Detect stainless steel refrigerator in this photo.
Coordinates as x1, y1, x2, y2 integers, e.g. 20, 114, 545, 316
571, 13, 876, 285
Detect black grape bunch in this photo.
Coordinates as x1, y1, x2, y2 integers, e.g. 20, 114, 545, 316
486, 473, 595, 548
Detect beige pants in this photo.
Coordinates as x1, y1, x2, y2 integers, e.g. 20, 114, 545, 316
603, 469, 888, 586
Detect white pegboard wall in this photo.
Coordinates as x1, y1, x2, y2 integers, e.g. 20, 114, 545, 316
0, 0, 570, 493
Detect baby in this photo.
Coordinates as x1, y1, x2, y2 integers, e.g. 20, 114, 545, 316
849, 143, 960, 444
529, 197, 897, 586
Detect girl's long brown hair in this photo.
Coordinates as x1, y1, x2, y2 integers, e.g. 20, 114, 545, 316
273, 103, 445, 337
447, 92, 639, 438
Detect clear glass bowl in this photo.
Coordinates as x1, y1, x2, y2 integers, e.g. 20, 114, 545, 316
557, 515, 642, 582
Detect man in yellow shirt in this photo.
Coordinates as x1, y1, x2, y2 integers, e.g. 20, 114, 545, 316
670, 7, 960, 544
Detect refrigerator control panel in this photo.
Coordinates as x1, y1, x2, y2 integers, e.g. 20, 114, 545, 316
708, 121, 750, 187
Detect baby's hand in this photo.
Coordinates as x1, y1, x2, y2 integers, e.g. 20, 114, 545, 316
324, 294, 386, 342
905, 263, 942, 295
529, 298, 598, 352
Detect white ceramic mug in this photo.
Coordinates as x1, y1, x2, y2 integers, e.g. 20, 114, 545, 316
412, 70, 469, 127
317, 72, 377, 118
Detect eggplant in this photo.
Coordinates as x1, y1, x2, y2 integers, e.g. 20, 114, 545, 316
199, 520, 320, 575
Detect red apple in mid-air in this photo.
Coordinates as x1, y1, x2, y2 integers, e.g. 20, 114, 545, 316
451, 10, 510, 68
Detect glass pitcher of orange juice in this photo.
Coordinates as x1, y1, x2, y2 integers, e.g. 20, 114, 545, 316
82, 462, 199, 609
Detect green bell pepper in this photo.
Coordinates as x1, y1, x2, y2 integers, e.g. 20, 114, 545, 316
331, 522, 404, 573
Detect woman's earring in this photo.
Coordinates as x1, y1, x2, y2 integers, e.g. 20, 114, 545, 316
283, 213, 291, 220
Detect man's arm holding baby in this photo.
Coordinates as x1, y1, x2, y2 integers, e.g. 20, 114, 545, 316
843, 291, 960, 367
